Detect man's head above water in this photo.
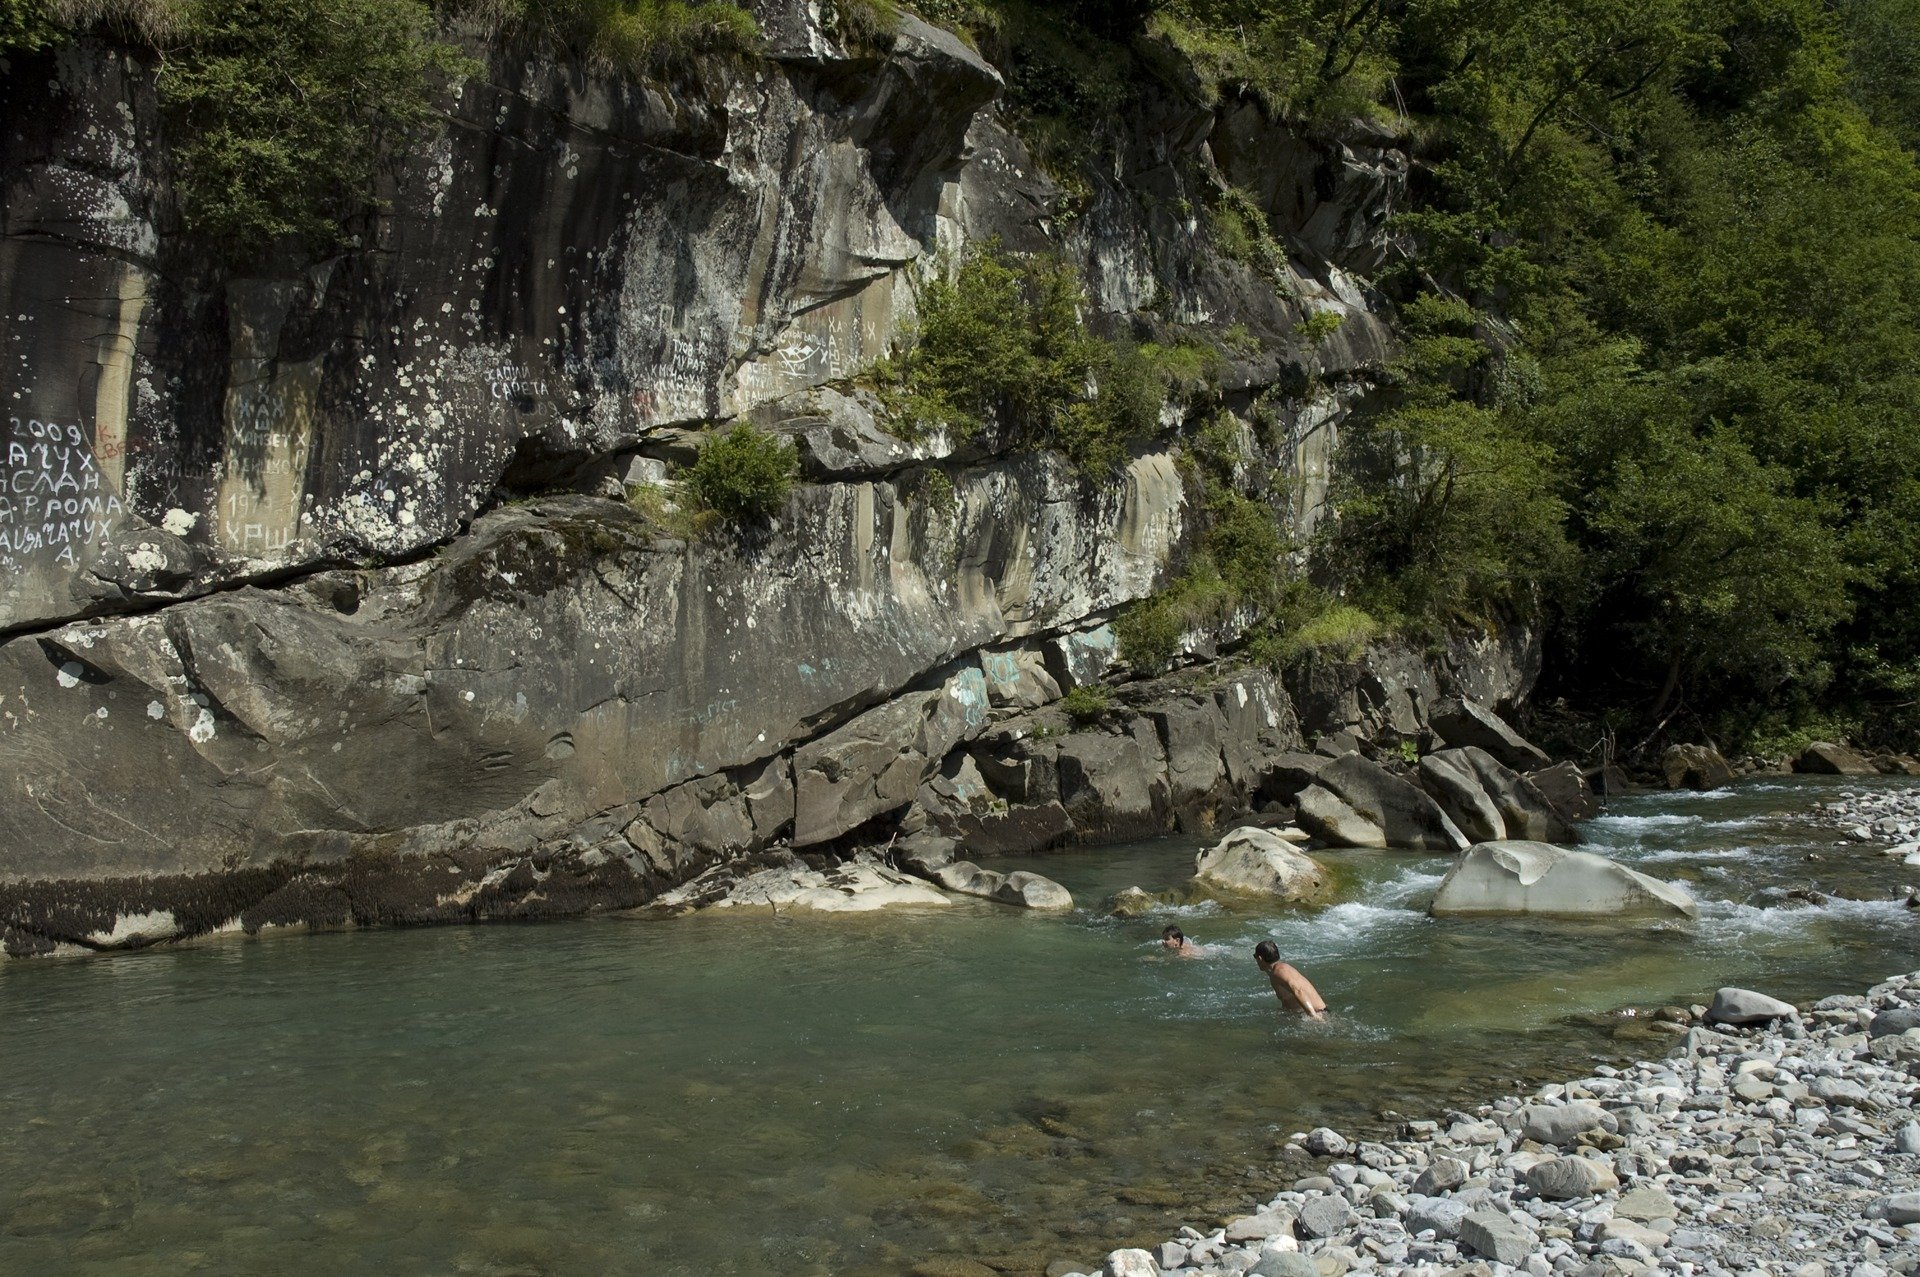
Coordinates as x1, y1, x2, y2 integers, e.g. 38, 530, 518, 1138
1253, 939, 1280, 968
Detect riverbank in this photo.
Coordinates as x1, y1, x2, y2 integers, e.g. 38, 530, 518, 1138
1071, 978, 1920, 1277
1055, 778, 1920, 1277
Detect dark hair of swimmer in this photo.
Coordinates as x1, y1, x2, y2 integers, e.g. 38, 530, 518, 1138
1162, 925, 1184, 942
1253, 939, 1280, 966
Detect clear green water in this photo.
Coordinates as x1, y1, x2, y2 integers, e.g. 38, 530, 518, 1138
4, 777, 1917, 1275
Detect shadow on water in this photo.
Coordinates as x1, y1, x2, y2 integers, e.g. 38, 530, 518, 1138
2, 776, 1916, 1274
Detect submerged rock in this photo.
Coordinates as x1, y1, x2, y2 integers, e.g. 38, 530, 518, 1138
1193, 827, 1331, 905
1428, 842, 1698, 918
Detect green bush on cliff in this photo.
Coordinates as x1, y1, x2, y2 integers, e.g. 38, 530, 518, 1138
159, 0, 471, 254
1, 0, 58, 53
1059, 684, 1111, 723
887, 246, 1178, 474
1116, 482, 1289, 675
683, 424, 799, 523
483, 0, 757, 70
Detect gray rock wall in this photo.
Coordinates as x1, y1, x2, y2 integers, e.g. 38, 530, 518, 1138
0, 2, 1538, 952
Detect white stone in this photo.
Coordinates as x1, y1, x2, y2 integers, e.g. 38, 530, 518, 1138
1195, 827, 1332, 903
1429, 842, 1698, 918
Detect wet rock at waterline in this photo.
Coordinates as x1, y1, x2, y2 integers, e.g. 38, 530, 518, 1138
1793, 740, 1880, 776
1298, 753, 1469, 851
1662, 743, 1736, 791
1441, 746, 1579, 844
1293, 785, 1390, 849
927, 861, 1073, 911
646, 853, 951, 914
1417, 751, 1508, 843
1522, 760, 1600, 823
1428, 842, 1699, 919
1191, 827, 1331, 905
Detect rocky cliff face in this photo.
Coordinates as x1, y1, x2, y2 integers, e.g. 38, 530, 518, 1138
0, 1, 1531, 955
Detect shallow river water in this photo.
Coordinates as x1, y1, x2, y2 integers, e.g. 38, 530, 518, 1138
5, 777, 1918, 1275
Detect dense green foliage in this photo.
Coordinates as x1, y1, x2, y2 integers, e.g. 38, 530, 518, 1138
971, 0, 1920, 747
163, 0, 469, 253
1060, 684, 1113, 723
887, 246, 1204, 474
0, 0, 58, 54
31, 0, 754, 255
683, 425, 799, 523
485, 0, 757, 70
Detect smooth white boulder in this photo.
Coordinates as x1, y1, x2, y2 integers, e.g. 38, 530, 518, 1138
1429, 842, 1698, 919
995, 870, 1074, 911
934, 861, 1074, 910
655, 859, 952, 913
1194, 827, 1332, 904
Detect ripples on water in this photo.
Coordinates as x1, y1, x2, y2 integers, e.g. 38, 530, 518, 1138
3, 778, 1916, 1274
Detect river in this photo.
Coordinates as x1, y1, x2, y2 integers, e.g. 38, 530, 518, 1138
3, 776, 1915, 1274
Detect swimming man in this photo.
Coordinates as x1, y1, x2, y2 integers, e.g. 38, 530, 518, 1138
1161, 925, 1201, 957
1254, 939, 1327, 1019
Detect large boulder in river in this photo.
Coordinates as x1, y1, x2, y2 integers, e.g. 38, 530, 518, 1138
1446, 747, 1579, 844
1662, 743, 1735, 791
1193, 827, 1332, 904
1793, 741, 1878, 776
1429, 698, 1551, 771
1305, 753, 1469, 851
1429, 842, 1698, 919
1418, 752, 1507, 843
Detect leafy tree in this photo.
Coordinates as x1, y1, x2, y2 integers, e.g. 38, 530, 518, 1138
1321, 293, 1569, 628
